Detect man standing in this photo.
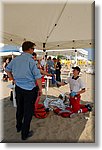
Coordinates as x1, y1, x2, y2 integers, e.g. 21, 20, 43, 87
56, 58, 61, 83
5, 41, 42, 140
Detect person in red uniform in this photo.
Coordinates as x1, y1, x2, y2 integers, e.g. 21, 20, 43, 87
56, 66, 92, 114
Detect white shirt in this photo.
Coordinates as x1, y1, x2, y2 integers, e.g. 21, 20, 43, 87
41, 59, 45, 67
66, 76, 85, 93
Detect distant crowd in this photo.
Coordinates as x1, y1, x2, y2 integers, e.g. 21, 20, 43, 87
1, 54, 62, 84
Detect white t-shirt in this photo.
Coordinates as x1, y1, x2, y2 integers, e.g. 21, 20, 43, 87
66, 76, 85, 93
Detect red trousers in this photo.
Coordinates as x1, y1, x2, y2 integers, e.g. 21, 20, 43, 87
70, 95, 88, 113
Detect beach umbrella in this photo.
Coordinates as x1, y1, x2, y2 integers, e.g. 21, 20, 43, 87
0, 44, 20, 52
0, 44, 21, 58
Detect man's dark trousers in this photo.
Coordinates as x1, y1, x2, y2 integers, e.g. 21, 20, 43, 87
15, 85, 38, 139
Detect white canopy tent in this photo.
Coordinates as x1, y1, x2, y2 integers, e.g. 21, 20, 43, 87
2, 0, 94, 50
45, 49, 88, 57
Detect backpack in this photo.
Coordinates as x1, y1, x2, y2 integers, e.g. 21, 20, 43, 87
34, 93, 48, 119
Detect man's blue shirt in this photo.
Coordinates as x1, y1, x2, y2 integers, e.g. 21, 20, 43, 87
6, 52, 42, 90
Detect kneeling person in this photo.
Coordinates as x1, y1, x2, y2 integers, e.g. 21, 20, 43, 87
56, 66, 92, 113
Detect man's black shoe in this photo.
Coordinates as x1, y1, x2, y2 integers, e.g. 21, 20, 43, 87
21, 130, 34, 140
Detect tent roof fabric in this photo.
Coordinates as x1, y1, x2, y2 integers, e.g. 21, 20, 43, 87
2, 0, 94, 50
